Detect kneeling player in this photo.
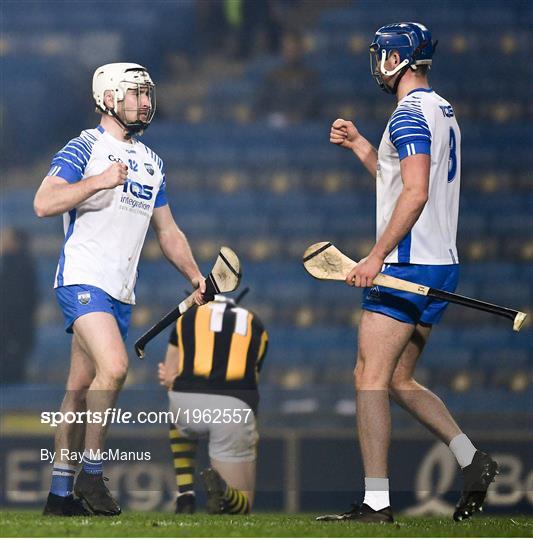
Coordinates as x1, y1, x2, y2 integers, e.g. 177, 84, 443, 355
158, 292, 268, 514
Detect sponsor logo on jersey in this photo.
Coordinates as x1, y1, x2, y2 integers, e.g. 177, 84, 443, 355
122, 179, 154, 201
439, 105, 454, 118
144, 163, 154, 175
108, 154, 123, 163
77, 291, 91, 305
120, 179, 154, 215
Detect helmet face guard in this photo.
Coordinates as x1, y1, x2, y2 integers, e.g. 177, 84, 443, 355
93, 63, 156, 137
111, 77, 156, 136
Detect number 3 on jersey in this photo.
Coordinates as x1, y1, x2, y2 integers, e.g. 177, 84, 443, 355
448, 128, 457, 183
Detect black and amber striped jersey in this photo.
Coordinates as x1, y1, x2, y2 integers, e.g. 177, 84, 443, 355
169, 298, 268, 413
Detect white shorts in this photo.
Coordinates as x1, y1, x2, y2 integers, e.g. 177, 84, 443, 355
168, 391, 258, 462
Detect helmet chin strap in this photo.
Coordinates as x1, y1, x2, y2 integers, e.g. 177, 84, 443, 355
384, 64, 410, 95
107, 107, 146, 139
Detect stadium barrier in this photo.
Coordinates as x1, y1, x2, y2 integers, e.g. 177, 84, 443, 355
1, 429, 531, 514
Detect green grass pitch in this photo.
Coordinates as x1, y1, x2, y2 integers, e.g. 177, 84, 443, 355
1, 511, 532, 537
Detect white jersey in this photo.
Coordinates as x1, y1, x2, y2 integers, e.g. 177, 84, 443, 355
48, 125, 168, 304
377, 88, 461, 265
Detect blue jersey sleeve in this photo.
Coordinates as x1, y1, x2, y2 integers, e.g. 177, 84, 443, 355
154, 176, 168, 208
389, 104, 431, 160
48, 136, 92, 183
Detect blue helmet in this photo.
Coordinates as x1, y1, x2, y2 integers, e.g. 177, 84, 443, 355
369, 22, 438, 94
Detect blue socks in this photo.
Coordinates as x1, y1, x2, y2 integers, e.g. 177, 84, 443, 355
82, 451, 103, 475
50, 451, 103, 498
50, 463, 76, 497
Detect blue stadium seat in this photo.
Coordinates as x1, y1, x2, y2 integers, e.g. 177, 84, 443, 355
442, 389, 530, 413
5, 0, 532, 424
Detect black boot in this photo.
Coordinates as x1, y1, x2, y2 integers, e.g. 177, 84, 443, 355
454, 451, 498, 521
316, 502, 394, 523
43, 493, 91, 516
74, 470, 121, 516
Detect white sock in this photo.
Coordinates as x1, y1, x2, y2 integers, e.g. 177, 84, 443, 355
449, 433, 477, 468
363, 477, 390, 511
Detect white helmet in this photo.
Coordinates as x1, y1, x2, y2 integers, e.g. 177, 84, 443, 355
92, 62, 156, 135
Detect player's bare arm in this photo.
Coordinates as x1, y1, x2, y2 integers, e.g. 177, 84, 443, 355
346, 153, 429, 288
151, 204, 206, 304
33, 163, 128, 217
330, 118, 378, 178
158, 344, 179, 389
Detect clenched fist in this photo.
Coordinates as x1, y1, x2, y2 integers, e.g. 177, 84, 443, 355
330, 118, 360, 150
99, 162, 128, 189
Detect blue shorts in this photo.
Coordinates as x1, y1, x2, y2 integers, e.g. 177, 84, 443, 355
362, 263, 459, 325
55, 284, 132, 339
